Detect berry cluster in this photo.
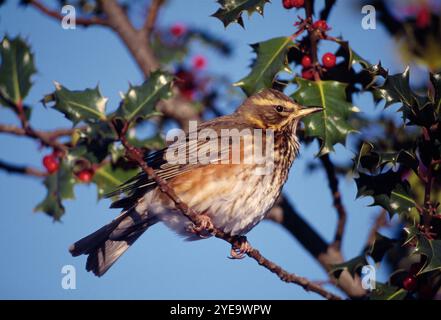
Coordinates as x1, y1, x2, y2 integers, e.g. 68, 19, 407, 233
42, 149, 94, 183
282, 0, 304, 9
297, 19, 337, 79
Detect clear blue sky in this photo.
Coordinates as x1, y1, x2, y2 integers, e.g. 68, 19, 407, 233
0, 0, 408, 299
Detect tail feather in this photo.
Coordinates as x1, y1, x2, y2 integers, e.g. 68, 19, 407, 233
69, 209, 154, 277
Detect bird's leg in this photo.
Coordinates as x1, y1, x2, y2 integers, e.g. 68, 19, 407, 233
229, 236, 251, 259
187, 213, 215, 238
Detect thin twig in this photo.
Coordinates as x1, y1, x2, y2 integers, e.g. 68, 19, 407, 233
0, 93, 67, 152
0, 159, 47, 177
28, 0, 108, 26
320, 154, 347, 250
112, 120, 341, 300
141, 0, 165, 37
0, 124, 76, 139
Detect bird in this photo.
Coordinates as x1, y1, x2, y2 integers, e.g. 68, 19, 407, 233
69, 88, 322, 276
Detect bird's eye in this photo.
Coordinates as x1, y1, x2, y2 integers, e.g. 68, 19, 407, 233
275, 105, 285, 113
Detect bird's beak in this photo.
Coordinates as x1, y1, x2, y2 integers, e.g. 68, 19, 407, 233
296, 106, 323, 118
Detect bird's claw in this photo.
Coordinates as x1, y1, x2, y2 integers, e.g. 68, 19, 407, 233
188, 215, 214, 238
229, 236, 251, 259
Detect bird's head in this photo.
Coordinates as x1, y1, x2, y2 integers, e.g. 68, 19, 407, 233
237, 89, 322, 130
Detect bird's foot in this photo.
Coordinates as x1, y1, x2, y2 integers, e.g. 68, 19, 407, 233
188, 214, 215, 238
229, 236, 251, 259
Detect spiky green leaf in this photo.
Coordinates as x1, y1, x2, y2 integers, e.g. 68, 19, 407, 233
370, 283, 407, 300
330, 255, 368, 279
235, 37, 294, 96
415, 237, 441, 274
212, 0, 271, 28
34, 162, 76, 221
43, 83, 108, 125
355, 170, 416, 218
115, 71, 172, 122
368, 232, 396, 263
292, 79, 357, 156
0, 36, 36, 110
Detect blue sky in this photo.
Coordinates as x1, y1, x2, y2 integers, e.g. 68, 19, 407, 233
0, 0, 408, 299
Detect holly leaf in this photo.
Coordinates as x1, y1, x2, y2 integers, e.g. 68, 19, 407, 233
355, 142, 418, 173
416, 237, 441, 274
93, 163, 138, 199
335, 39, 371, 69
0, 36, 36, 111
376, 67, 416, 108
115, 71, 172, 122
329, 255, 368, 279
235, 37, 294, 96
43, 83, 108, 125
211, 0, 271, 28
292, 79, 357, 156
370, 283, 407, 300
34, 161, 76, 221
355, 170, 416, 218
69, 122, 116, 164
367, 232, 396, 263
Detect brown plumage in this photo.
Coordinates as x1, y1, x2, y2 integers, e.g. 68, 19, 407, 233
69, 89, 321, 276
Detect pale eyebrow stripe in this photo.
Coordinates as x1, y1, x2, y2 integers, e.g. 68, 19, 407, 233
251, 98, 294, 108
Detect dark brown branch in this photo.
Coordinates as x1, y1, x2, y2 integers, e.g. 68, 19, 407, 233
365, 210, 388, 248
320, 154, 347, 250
112, 120, 341, 300
0, 124, 76, 139
266, 196, 366, 298
0, 159, 47, 177
141, 0, 165, 37
28, 0, 108, 26
0, 93, 67, 152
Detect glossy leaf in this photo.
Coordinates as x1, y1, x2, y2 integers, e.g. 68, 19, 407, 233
43, 83, 108, 125
115, 71, 172, 122
34, 162, 76, 221
235, 37, 294, 96
368, 232, 396, 263
0, 36, 36, 108
416, 237, 441, 274
93, 163, 138, 199
330, 255, 368, 278
292, 79, 357, 156
355, 142, 418, 173
212, 0, 271, 28
355, 170, 416, 218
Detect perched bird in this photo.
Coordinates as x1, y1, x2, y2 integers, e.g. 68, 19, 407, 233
69, 89, 321, 276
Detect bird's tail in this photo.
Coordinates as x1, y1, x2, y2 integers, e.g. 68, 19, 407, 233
69, 208, 156, 277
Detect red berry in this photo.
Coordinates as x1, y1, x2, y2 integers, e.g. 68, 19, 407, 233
301, 55, 312, 68
282, 0, 294, 9
76, 169, 94, 183
170, 23, 186, 37
416, 6, 430, 28
402, 275, 418, 291
42, 155, 59, 174
322, 52, 336, 68
192, 55, 207, 70
312, 20, 329, 31
291, 0, 304, 8
301, 68, 314, 80
51, 149, 64, 159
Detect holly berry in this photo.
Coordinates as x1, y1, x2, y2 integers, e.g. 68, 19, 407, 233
301, 68, 314, 80
51, 149, 64, 159
402, 275, 418, 291
312, 20, 329, 31
76, 169, 94, 183
416, 6, 430, 29
282, 0, 294, 9
283, 0, 304, 9
192, 55, 207, 70
301, 55, 312, 68
322, 52, 336, 68
42, 155, 59, 174
170, 23, 186, 37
